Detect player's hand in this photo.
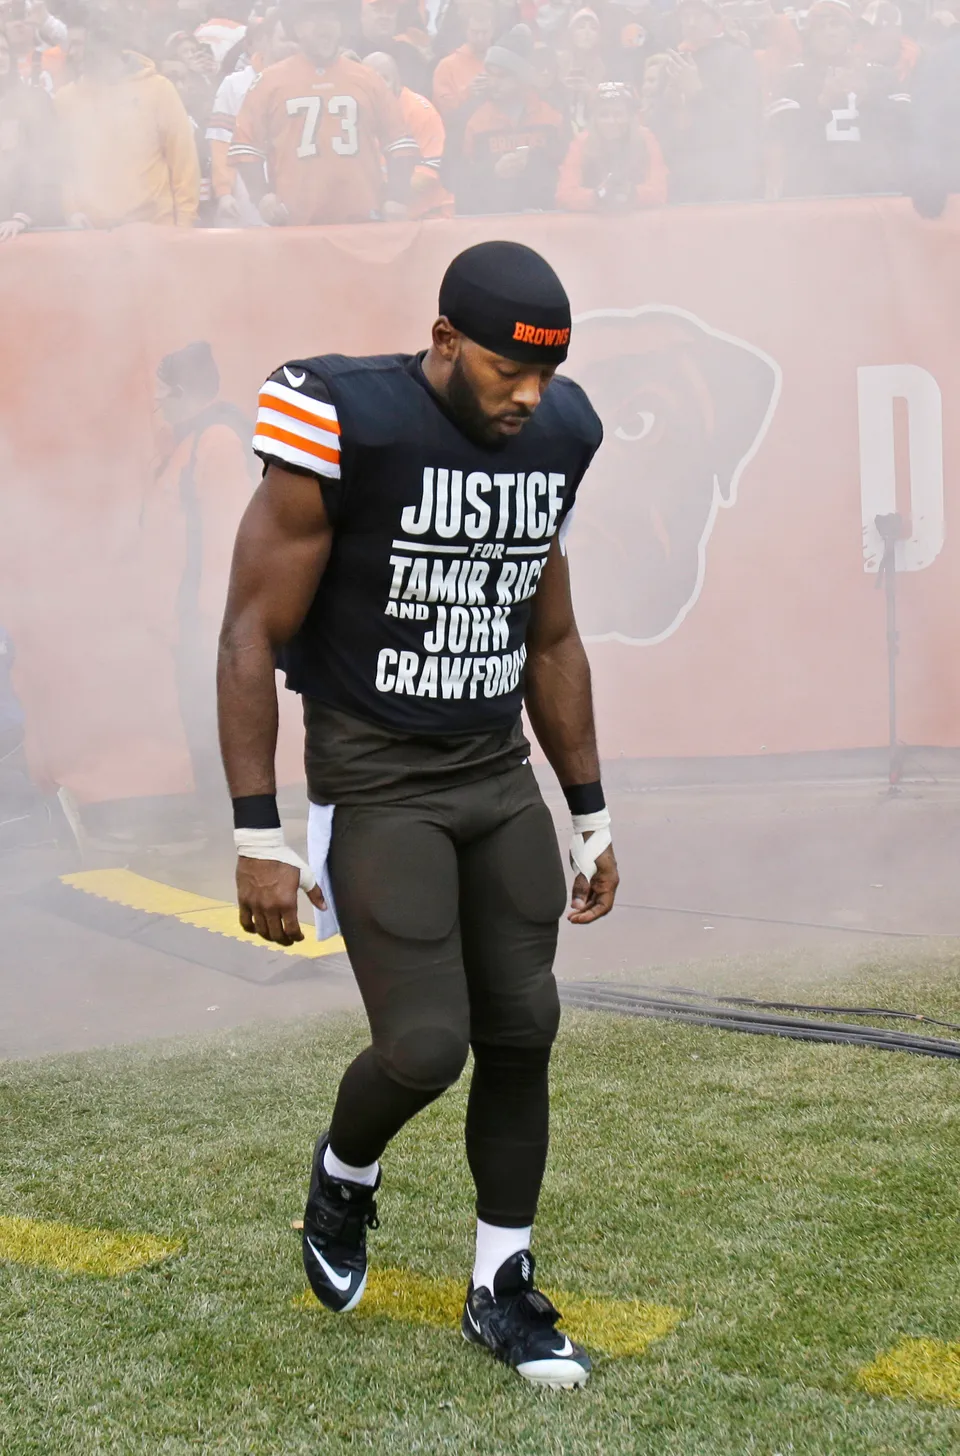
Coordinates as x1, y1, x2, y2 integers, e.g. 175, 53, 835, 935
382, 200, 409, 221
68, 211, 93, 229
568, 842, 619, 925
0, 218, 27, 242
259, 193, 289, 226
216, 194, 242, 226
236, 856, 326, 946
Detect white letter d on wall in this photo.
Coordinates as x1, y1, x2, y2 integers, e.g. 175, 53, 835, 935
858, 364, 944, 573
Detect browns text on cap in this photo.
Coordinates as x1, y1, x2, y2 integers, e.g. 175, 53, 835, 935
438, 241, 572, 365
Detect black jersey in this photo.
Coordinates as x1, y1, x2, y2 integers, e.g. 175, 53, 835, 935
767, 63, 911, 198
252, 351, 602, 734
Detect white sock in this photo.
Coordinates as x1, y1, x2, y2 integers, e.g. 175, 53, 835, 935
472, 1219, 533, 1294
323, 1144, 379, 1187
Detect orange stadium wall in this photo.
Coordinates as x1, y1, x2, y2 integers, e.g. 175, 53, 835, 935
1, 199, 959, 804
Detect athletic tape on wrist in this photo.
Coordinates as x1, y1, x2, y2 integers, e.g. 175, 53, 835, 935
233, 827, 317, 893
569, 808, 612, 882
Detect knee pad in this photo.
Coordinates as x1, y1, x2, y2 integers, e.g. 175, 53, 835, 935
528, 976, 562, 1046
380, 1024, 470, 1093
472, 975, 561, 1051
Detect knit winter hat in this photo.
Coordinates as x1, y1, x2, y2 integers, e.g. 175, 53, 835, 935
484, 23, 537, 83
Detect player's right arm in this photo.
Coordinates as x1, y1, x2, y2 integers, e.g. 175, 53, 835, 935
218, 464, 333, 942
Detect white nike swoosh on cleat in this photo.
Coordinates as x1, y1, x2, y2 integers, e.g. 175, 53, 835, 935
465, 1305, 483, 1337
305, 1239, 353, 1293
283, 367, 306, 388
554, 1337, 574, 1358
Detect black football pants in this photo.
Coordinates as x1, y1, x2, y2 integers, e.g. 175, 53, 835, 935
326, 763, 566, 1227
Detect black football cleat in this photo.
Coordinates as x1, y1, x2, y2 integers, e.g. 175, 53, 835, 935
461, 1251, 591, 1389
301, 1132, 380, 1314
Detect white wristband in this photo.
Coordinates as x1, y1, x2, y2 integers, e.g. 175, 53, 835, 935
569, 808, 612, 881
234, 827, 317, 893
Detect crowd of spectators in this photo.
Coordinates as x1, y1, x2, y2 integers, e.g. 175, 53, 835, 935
1, 0, 958, 237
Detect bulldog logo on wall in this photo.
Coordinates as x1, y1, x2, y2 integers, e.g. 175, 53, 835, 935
569, 306, 782, 646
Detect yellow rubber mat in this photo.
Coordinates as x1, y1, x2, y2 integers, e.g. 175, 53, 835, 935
61, 869, 345, 959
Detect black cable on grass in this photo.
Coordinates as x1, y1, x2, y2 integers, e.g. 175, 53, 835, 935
600, 982, 960, 1034
563, 984, 958, 1048
615, 899, 960, 940
559, 983, 960, 1060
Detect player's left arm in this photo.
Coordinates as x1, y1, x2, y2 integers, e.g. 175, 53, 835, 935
524, 537, 619, 924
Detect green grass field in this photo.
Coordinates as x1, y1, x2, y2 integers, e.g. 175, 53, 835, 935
3, 957, 960, 1454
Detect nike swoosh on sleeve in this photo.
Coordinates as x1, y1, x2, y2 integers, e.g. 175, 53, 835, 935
284, 367, 307, 388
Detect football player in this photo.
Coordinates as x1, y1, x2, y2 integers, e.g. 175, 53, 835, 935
218, 242, 619, 1389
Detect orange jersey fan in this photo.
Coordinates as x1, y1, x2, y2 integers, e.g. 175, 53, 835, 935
230, 51, 418, 224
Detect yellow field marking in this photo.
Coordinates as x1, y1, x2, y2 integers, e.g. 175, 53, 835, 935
857, 1338, 960, 1407
294, 1267, 680, 1358
0, 1215, 181, 1277
62, 869, 346, 959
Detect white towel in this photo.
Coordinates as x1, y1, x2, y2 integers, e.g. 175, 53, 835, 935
307, 802, 340, 941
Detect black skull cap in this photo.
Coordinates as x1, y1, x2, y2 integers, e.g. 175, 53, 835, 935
438, 241, 572, 365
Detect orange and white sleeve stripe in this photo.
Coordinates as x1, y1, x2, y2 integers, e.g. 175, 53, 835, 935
253, 379, 341, 480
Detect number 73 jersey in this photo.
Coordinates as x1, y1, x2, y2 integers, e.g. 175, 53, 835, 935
230, 53, 418, 225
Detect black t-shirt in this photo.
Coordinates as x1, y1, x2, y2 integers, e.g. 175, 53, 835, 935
252, 351, 603, 736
